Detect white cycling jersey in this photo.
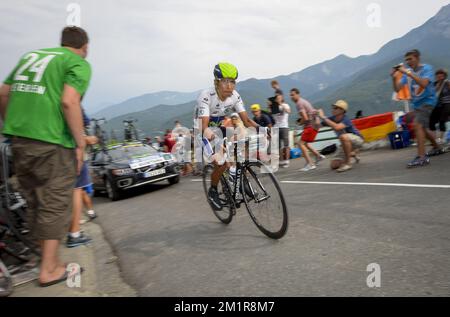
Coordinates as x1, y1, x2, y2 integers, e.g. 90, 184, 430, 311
193, 88, 246, 127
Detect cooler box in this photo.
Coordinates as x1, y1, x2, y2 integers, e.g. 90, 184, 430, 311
388, 131, 410, 150
290, 148, 302, 159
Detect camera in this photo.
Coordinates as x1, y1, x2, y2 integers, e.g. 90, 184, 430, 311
393, 63, 404, 70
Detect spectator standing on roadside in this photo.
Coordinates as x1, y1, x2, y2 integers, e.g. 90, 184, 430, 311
271, 80, 284, 97
290, 88, 325, 172
391, 49, 443, 167
0, 26, 91, 287
164, 129, 176, 153
273, 94, 291, 168
67, 108, 97, 247
430, 69, 450, 145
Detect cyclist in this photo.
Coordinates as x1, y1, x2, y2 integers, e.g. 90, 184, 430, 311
194, 62, 259, 211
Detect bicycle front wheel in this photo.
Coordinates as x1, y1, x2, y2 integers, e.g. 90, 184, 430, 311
202, 164, 234, 224
241, 161, 288, 239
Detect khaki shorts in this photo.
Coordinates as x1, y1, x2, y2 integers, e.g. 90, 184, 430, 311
332, 134, 364, 161
414, 104, 434, 128
11, 137, 77, 240
278, 128, 290, 149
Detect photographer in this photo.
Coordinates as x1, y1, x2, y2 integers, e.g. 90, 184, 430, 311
391, 49, 443, 168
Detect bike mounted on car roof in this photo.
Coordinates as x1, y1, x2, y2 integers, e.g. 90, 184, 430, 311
123, 119, 140, 142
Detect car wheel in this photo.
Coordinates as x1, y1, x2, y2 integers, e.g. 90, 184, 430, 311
105, 178, 121, 201
168, 175, 180, 185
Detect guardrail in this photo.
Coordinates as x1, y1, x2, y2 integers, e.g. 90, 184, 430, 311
293, 127, 339, 144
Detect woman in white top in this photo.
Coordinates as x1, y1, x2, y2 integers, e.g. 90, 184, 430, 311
274, 94, 291, 167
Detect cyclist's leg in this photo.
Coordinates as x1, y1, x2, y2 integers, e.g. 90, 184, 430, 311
211, 162, 228, 187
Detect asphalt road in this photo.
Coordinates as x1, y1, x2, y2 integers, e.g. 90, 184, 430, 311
93, 147, 450, 296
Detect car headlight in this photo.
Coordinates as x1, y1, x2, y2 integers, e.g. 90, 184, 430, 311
112, 168, 134, 176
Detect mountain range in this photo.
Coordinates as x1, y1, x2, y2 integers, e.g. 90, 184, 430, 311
97, 4, 450, 139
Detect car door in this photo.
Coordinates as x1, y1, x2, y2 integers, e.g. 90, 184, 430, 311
90, 151, 107, 188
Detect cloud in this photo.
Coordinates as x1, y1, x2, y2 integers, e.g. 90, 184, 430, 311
0, 0, 448, 109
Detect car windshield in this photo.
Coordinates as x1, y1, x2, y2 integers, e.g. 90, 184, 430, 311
108, 144, 159, 161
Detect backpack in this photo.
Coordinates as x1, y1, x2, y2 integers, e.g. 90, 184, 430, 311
320, 144, 337, 156
262, 110, 276, 126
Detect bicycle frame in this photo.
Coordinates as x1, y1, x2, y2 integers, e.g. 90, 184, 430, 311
223, 138, 270, 207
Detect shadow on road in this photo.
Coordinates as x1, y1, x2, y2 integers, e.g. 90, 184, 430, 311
94, 182, 174, 203
112, 221, 279, 257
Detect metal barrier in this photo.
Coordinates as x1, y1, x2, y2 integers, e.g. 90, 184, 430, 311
293, 127, 339, 144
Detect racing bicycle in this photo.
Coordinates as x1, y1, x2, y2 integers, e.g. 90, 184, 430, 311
123, 119, 140, 142
202, 135, 288, 239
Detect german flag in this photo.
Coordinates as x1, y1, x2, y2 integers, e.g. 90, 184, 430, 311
352, 113, 396, 143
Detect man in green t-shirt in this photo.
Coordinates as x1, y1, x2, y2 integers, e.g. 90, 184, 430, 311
0, 26, 91, 287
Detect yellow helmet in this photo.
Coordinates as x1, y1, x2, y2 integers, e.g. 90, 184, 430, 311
250, 104, 261, 111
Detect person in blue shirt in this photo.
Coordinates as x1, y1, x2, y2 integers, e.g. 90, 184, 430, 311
391, 49, 443, 168
318, 100, 364, 173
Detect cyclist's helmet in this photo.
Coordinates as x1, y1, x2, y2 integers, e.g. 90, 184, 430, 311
214, 62, 238, 80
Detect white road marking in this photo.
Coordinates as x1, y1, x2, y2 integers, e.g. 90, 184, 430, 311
281, 181, 450, 189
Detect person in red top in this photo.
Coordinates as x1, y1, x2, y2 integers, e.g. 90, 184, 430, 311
164, 129, 176, 153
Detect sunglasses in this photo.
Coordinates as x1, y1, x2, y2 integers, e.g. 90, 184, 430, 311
219, 78, 236, 85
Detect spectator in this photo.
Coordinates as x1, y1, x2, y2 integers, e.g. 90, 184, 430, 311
144, 136, 152, 145
318, 100, 364, 173
290, 88, 325, 172
355, 110, 364, 119
430, 69, 450, 145
80, 109, 98, 223
391, 49, 443, 167
0, 26, 91, 286
152, 136, 162, 151
273, 94, 291, 168
251, 104, 273, 128
80, 187, 96, 225
67, 108, 98, 248
164, 129, 176, 153
271, 80, 284, 97
230, 112, 247, 140
158, 136, 165, 150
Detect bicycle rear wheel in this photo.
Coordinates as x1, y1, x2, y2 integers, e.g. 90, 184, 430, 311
202, 164, 234, 224
241, 161, 288, 239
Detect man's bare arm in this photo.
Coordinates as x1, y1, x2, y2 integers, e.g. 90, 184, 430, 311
61, 84, 85, 149
238, 111, 259, 129
0, 84, 11, 121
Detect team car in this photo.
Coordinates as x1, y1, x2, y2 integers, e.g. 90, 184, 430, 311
89, 142, 180, 201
